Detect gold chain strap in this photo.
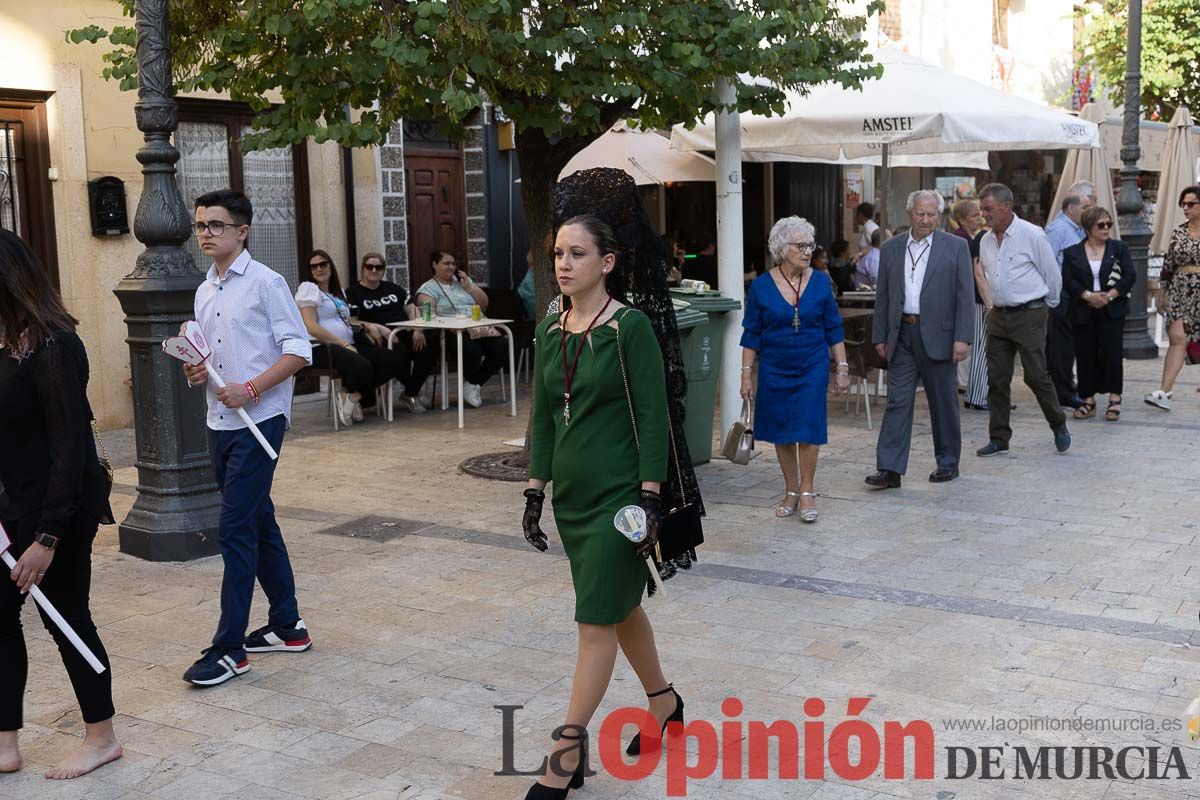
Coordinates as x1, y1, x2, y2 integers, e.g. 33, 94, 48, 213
614, 311, 688, 506
91, 419, 114, 482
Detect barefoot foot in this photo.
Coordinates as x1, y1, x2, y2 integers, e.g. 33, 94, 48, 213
44, 735, 122, 780
0, 730, 21, 773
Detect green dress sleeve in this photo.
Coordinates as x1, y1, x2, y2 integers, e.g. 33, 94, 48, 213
620, 310, 669, 484
529, 315, 557, 481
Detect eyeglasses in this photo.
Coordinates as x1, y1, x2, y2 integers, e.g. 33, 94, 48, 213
362, 262, 385, 271
193, 220, 242, 237
789, 242, 816, 253
309, 260, 331, 270
1095, 221, 1114, 230
1182, 201, 1200, 209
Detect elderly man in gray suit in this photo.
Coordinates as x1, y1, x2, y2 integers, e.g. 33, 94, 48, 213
865, 190, 975, 488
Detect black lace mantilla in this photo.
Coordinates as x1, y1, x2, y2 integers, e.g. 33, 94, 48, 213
553, 168, 705, 591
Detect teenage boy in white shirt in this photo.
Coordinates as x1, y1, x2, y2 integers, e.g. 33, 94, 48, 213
180, 189, 314, 686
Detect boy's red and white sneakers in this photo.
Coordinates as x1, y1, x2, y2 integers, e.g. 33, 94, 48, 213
243, 619, 313, 653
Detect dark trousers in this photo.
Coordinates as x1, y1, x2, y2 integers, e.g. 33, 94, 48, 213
1046, 307, 1078, 403
390, 333, 436, 397
986, 306, 1067, 445
0, 512, 113, 730
313, 341, 408, 405
876, 323, 962, 474
1074, 311, 1125, 398
450, 335, 507, 385
208, 415, 298, 654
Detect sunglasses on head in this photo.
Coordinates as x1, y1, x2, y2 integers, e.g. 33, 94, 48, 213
310, 260, 331, 269
1095, 221, 1113, 230
362, 262, 385, 271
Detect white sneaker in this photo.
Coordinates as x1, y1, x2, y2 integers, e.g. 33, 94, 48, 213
418, 378, 435, 408
336, 393, 356, 426
400, 394, 426, 414
351, 400, 364, 423
464, 382, 483, 408
1144, 390, 1173, 411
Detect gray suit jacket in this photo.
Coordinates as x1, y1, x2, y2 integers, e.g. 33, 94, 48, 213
872, 229, 975, 362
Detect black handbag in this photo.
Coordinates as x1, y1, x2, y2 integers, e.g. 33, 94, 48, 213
615, 315, 703, 564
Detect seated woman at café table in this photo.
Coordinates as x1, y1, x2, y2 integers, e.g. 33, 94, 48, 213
345, 251, 435, 414
414, 250, 506, 409
296, 249, 410, 426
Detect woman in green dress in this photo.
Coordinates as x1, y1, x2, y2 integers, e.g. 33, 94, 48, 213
521, 215, 683, 798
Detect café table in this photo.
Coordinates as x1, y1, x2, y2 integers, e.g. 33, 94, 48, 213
386, 317, 516, 429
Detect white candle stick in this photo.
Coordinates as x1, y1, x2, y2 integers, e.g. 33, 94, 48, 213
0, 548, 106, 674
645, 556, 666, 597
203, 364, 279, 461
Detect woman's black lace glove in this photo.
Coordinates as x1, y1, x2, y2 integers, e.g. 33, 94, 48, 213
522, 488, 548, 552
636, 489, 662, 559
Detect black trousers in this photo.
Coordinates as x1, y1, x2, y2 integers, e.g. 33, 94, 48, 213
1046, 307, 1078, 403
0, 512, 114, 730
1073, 311, 1125, 398
389, 333, 436, 397
312, 341, 410, 404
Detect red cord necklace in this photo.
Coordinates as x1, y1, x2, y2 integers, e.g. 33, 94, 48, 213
778, 267, 808, 332
560, 294, 615, 426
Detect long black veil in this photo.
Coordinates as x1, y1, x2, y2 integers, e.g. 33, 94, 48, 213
552, 168, 704, 581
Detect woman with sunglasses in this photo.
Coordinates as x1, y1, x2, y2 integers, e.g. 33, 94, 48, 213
296, 250, 409, 425
345, 252, 435, 413
1062, 206, 1136, 421
1146, 186, 1200, 411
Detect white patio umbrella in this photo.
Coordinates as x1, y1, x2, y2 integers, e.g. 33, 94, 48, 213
1049, 103, 1120, 238
1151, 106, 1197, 255
560, 121, 715, 185
670, 47, 1099, 225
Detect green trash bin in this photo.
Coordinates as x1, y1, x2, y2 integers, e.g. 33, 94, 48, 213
671, 290, 742, 464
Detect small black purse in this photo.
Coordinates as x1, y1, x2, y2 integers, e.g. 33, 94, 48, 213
615, 316, 703, 567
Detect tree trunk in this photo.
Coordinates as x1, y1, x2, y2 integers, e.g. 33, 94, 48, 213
514, 131, 573, 461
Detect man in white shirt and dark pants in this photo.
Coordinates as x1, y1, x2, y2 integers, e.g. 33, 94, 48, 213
866, 190, 975, 489
179, 190, 315, 687
976, 183, 1071, 457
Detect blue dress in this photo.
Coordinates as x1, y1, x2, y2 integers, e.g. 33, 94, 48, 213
740, 269, 845, 445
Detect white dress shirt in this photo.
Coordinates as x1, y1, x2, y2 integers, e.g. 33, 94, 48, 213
194, 249, 313, 431
978, 216, 1062, 308
903, 233, 932, 314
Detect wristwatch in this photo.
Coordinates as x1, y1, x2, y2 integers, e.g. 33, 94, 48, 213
34, 532, 60, 550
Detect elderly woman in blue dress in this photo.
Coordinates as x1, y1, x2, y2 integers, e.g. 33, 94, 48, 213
740, 216, 849, 523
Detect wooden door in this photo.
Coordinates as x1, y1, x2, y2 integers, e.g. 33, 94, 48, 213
0, 92, 58, 285
405, 153, 466, 289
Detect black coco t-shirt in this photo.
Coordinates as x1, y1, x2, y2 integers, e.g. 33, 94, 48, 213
346, 281, 410, 325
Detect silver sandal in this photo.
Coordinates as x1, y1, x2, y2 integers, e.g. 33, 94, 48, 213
799, 491, 818, 523
776, 491, 802, 517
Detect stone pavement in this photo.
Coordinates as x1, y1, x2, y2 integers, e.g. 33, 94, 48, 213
5, 356, 1200, 800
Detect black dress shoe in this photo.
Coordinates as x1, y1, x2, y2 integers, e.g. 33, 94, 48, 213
929, 467, 960, 483
864, 470, 901, 489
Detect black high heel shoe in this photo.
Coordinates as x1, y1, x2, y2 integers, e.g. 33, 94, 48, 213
626, 684, 685, 755
524, 730, 587, 799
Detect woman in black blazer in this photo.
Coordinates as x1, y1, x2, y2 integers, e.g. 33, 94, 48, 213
1062, 206, 1136, 421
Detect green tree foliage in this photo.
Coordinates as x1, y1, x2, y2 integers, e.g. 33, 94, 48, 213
71, 0, 882, 318
1077, 0, 1200, 120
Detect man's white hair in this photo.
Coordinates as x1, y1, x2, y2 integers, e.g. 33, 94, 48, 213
768, 216, 816, 263
1067, 180, 1097, 200
906, 189, 945, 214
